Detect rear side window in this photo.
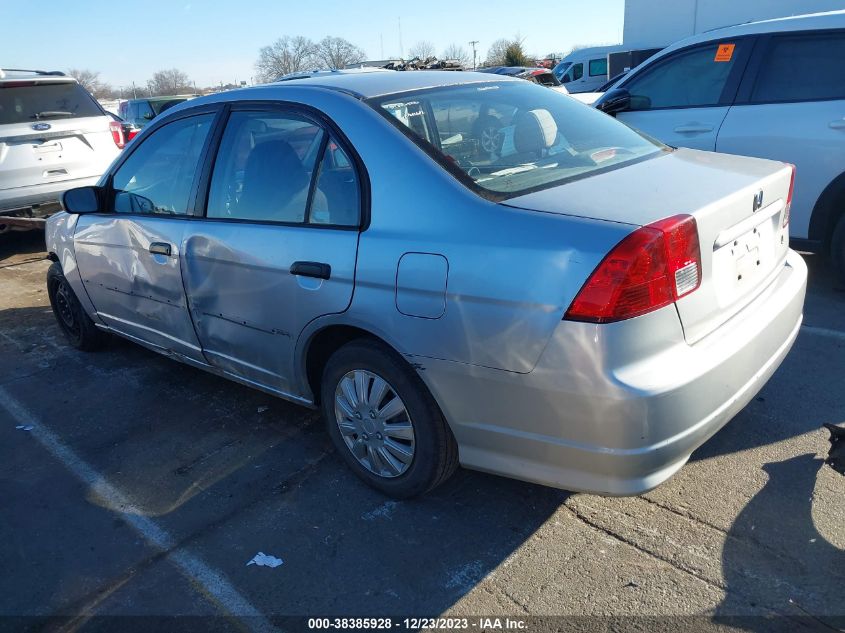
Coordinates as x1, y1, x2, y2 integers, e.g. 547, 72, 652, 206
589, 58, 608, 77
752, 33, 845, 103
0, 82, 102, 124
623, 42, 742, 110
112, 114, 213, 215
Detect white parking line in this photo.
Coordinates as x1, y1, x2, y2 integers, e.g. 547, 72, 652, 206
801, 325, 845, 342
0, 385, 277, 632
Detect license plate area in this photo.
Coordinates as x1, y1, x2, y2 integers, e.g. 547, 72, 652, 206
713, 214, 777, 304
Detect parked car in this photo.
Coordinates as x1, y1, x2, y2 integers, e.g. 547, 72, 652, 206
478, 66, 568, 92
0, 69, 122, 233
117, 96, 193, 130
46, 71, 806, 498
594, 10, 845, 278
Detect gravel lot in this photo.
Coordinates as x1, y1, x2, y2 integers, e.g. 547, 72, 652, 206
0, 230, 843, 633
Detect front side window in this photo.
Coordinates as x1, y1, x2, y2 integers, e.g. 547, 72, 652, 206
112, 114, 213, 215
372, 81, 662, 197
623, 42, 742, 110
563, 63, 583, 83
207, 110, 360, 226
589, 58, 608, 77
752, 33, 845, 103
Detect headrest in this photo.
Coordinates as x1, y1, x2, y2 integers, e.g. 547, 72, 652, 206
513, 109, 558, 154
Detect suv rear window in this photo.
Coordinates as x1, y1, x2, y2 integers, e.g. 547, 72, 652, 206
0, 82, 102, 125
370, 81, 662, 198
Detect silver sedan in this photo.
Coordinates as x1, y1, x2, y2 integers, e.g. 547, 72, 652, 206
45, 71, 807, 498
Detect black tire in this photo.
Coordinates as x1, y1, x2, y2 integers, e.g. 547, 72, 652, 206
321, 338, 458, 498
832, 214, 845, 285
46, 262, 107, 351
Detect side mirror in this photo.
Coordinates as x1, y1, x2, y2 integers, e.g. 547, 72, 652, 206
143, 112, 154, 120
62, 186, 102, 214
596, 88, 631, 115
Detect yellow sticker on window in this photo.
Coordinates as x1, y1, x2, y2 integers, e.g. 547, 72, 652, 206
714, 43, 735, 62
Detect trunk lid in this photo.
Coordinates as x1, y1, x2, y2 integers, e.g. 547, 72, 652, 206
505, 148, 793, 343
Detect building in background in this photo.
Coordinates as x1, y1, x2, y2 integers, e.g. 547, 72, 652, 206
623, 0, 844, 48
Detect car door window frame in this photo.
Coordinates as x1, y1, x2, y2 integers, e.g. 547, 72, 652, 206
192, 101, 371, 231
99, 103, 224, 220
735, 29, 845, 106
617, 36, 756, 111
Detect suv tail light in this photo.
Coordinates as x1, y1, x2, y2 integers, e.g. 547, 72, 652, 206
783, 163, 796, 228
565, 214, 702, 323
109, 120, 125, 149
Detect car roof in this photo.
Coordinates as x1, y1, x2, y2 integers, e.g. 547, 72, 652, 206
0, 68, 76, 85
664, 9, 845, 51
260, 70, 518, 99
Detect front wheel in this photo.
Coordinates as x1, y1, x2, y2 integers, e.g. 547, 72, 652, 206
321, 339, 458, 498
46, 262, 106, 351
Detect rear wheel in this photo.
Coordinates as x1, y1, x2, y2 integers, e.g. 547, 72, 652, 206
46, 262, 106, 351
832, 214, 845, 285
321, 339, 458, 498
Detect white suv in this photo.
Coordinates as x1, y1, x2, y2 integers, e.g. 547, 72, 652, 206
0, 69, 122, 233
594, 11, 845, 279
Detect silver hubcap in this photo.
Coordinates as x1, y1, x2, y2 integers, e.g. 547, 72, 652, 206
334, 369, 415, 478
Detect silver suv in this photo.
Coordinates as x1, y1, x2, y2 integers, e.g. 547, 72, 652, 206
0, 69, 121, 233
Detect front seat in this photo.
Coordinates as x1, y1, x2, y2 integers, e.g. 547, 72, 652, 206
238, 139, 310, 222
512, 109, 558, 160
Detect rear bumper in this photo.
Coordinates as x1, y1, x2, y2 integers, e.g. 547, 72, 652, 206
420, 250, 808, 495
0, 176, 100, 215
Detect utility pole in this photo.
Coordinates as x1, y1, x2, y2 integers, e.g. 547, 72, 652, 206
131, 81, 137, 99
469, 40, 479, 69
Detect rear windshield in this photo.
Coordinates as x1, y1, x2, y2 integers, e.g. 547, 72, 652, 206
0, 82, 102, 124
150, 98, 188, 115
370, 81, 663, 198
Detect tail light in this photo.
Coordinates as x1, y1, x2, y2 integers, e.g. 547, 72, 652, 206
109, 120, 125, 149
127, 129, 139, 142
783, 163, 796, 228
565, 214, 701, 323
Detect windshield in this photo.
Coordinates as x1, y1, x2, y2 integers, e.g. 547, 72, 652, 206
552, 61, 572, 79
370, 81, 663, 198
0, 82, 102, 124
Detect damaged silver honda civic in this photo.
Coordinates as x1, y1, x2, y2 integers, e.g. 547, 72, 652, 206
45, 71, 807, 498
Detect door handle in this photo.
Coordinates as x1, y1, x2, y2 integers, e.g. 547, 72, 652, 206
290, 261, 331, 280
149, 242, 172, 257
829, 119, 845, 130
673, 125, 714, 134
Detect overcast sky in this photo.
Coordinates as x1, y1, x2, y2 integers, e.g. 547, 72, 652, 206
2, 0, 624, 88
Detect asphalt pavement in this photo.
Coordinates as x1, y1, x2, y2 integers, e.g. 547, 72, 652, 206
0, 230, 842, 633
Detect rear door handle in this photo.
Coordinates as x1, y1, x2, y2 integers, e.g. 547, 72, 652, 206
149, 242, 172, 257
673, 125, 714, 134
829, 119, 845, 130
290, 261, 331, 280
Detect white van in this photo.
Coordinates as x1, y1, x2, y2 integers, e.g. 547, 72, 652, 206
552, 45, 628, 93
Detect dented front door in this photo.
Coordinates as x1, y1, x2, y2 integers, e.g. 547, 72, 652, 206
73, 112, 215, 362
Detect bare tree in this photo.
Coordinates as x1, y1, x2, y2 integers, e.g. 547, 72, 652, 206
255, 36, 319, 81
67, 68, 112, 99
147, 68, 193, 96
441, 44, 470, 67
408, 40, 436, 60
484, 38, 511, 66
317, 36, 366, 69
